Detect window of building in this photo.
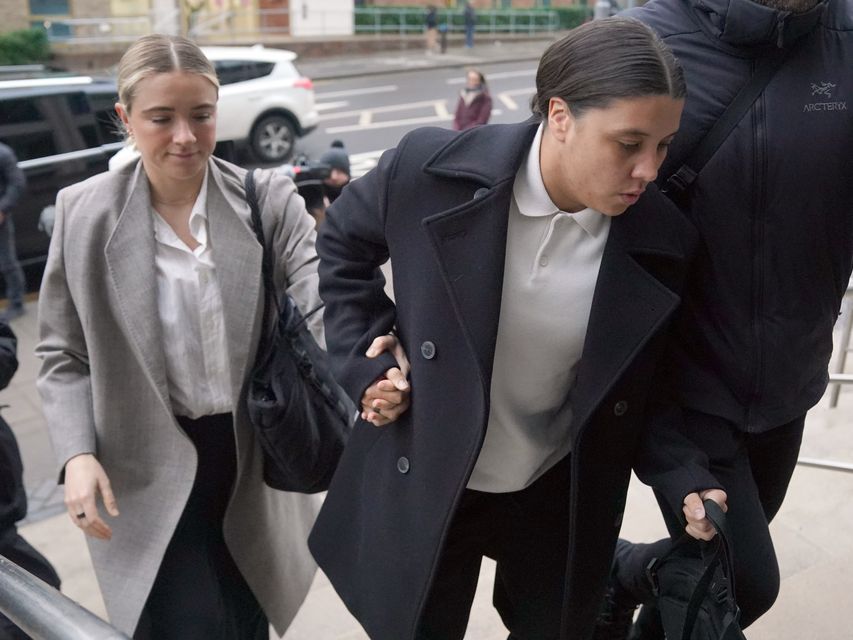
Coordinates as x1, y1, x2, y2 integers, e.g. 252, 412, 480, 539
29, 0, 69, 14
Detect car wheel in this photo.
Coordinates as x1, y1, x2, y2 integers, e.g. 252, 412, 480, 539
251, 114, 296, 163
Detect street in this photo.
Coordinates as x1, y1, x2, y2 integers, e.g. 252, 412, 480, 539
295, 61, 538, 177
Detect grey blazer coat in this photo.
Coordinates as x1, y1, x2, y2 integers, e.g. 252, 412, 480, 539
36, 158, 321, 636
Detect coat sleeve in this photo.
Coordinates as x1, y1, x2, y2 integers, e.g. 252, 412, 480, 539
257, 170, 325, 347
35, 189, 97, 479
453, 96, 464, 131
0, 147, 26, 213
632, 216, 724, 519
315, 145, 401, 405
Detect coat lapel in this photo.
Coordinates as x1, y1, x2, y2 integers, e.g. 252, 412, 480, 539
104, 164, 171, 410
569, 211, 684, 435
206, 164, 263, 405
420, 120, 538, 381
422, 181, 513, 379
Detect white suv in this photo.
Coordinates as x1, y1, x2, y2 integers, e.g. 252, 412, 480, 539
203, 45, 318, 163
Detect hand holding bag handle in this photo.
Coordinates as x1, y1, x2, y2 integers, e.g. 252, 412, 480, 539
649, 498, 746, 640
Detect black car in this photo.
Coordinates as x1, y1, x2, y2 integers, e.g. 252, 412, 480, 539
0, 76, 124, 280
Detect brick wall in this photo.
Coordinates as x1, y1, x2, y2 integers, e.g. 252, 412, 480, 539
4, 0, 32, 31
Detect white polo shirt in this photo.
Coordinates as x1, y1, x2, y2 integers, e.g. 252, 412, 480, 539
467, 124, 611, 493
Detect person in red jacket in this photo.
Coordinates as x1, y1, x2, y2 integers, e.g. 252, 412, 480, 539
452, 68, 492, 131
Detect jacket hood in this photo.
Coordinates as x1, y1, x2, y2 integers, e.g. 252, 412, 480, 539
687, 0, 827, 48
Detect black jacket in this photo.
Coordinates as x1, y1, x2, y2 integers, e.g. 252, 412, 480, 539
629, 0, 853, 431
0, 321, 24, 546
0, 142, 25, 214
310, 120, 703, 639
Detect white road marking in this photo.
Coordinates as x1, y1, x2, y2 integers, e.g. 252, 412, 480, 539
446, 69, 536, 84
359, 110, 372, 126
315, 101, 349, 112
314, 85, 398, 99
320, 98, 451, 121
435, 101, 451, 119
497, 87, 535, 111
326, 114, 453, 135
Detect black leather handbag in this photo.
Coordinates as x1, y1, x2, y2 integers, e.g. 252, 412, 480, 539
647, 500, 746, 640
244, 170, 355, 494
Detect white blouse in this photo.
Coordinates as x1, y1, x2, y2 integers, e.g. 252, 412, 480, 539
151, 169, 233, 419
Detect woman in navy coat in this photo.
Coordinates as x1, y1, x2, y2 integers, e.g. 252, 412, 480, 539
311, 18, 724, 640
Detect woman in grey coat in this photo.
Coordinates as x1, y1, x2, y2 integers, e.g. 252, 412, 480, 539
35, 34, 365, 638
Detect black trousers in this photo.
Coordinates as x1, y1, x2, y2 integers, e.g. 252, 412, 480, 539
616, 410, 805, 628
134, 414, 267, 640
416, 455, 571, 640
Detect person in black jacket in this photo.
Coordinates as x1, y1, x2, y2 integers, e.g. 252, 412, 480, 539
0, 143, 27, 322
0, 320, 61, 639
594, 0, 853, 637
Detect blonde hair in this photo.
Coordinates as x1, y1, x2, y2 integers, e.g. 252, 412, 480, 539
116, 34, 219, 113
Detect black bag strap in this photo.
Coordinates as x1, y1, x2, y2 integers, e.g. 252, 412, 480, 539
244, 170, 325, 345
679, 499, 739, 640
664, 47, 792, 195
244, 170, 279, 353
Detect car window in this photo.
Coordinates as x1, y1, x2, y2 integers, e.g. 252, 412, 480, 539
213, 60, 276, 85
88, 89, 124, 144
0, 90, 120, 161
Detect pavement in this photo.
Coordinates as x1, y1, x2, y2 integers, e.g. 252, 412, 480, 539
3, 41, 853, 639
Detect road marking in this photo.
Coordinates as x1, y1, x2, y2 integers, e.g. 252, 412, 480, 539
447, 69, 536, 84
314, 85, 398, 99
497, 87, 535, 111
320, 98, 451, 121
315, 101, 349, 112
326, 114, 453, 135
359, 110, 372, 126
349, 149, 386, 179
435, 101, 451, 119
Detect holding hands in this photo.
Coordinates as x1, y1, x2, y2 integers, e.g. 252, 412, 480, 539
362, 335, 411, 427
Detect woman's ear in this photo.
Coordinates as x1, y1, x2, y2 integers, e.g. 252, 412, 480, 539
547, 97, 573, 142
115, 103, 131, 137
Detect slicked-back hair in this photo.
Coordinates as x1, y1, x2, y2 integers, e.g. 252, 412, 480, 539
531, 17, 686, 120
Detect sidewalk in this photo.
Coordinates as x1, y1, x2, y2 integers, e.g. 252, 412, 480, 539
296, 38, 557, 82
4, 290, 853, 638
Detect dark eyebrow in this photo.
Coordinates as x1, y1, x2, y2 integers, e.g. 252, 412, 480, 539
612, 128, 680, 139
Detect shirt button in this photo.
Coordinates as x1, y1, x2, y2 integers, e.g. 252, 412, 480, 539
539, 255, 549, 267
420, 341, 436, 360
397, 456, 410, 474
614, 401, 628, 416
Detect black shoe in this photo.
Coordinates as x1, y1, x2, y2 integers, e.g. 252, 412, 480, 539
593, 551, 639, 640
627, 604, 665, 640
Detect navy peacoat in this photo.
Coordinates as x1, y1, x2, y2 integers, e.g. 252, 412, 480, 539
311, 119, 701, 640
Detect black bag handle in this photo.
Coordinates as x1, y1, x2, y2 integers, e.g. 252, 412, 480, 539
679, 499, 739, 640
664, 47, 792, 195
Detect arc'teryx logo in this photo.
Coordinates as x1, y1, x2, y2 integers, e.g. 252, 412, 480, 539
804, 80, 846, 112
811, 82, 836, 98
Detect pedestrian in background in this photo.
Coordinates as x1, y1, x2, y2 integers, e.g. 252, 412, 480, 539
0, 319, 62, 640
35, 34, 323, 639
0, 142, 27, 323
464, 1, 477, 48
594, 0, 853, 637
310, 17, 724, 640
424, 5, 439, 54
452, 68, 492, 130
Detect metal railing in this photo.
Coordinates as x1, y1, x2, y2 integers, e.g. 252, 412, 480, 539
0, 555, 128, 639
353, 8, 559, 36
797, 372, 853, 474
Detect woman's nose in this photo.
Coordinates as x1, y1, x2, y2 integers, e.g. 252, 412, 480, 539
172, 118, 196, 145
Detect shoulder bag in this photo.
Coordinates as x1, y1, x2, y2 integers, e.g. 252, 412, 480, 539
243, 169, 355, 494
